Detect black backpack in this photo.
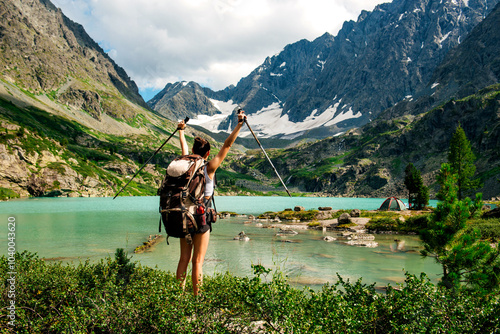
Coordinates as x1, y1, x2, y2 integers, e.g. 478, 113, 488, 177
157, 154, 216, 244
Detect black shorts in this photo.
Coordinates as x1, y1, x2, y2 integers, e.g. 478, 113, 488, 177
194, 222, 211, 234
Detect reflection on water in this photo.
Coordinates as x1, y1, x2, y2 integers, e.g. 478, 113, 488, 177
0, 196, 442, 289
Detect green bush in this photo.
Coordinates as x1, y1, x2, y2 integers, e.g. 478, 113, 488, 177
405, 213, 431, 230
0, 187, 20, 200
276, 209, 319, 221
1, 252, 499, 333
366, 214, 431, 233
466, 218, 500, 242
366, 217, 404, 232
332, 209, 351, 219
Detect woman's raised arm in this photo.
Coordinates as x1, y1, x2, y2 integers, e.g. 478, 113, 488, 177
207, 111, 246, 177
177, 120, 189, 155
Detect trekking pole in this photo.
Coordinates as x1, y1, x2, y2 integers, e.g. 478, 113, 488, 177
239, 110, 291, 197
113, 117, 189, 199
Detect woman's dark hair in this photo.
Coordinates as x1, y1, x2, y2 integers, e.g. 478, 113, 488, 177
193, 136, 210, 157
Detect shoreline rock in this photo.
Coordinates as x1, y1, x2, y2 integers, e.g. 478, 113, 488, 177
134, 234, 164, 253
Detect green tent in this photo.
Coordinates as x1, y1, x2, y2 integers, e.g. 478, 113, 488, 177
378, 197, 406, 211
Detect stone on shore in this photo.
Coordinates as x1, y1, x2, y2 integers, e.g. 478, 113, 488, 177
338, 213, 352, 224
350, 209, 361, 217
316, 210, 333, 220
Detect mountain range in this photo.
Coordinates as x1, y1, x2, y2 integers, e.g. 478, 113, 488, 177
231, 1, 500, 199
0, 0, 195, 198
149, 0, 499, 140
0, 0, 499, 200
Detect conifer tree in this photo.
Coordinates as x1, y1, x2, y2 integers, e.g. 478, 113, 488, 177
420, 163, 500, 292
404, 163, 429, 209
448, 124, 479, 199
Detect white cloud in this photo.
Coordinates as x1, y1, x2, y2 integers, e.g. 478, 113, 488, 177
51, 0, 387, 100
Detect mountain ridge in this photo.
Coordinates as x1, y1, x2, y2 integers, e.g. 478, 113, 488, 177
218, 1, 500, 199
0, 0, 499, 201
150, 0, 499, 140
0, 0, 217, 199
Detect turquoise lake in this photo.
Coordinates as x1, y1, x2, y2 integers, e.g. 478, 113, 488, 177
0, 196, 441, 289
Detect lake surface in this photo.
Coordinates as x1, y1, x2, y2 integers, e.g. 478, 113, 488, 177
0, 196, 441, 289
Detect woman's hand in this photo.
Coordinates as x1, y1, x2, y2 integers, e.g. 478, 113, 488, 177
237, 109, 247, 124
177, 120, 186, 130
178, 120, 188, 155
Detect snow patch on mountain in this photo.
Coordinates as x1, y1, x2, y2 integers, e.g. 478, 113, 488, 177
190, 99, 363, 139
188, 99, 237, 132
324, 106, 362, 127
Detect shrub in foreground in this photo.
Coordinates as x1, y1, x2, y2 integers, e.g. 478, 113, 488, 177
1, 251, 499, 333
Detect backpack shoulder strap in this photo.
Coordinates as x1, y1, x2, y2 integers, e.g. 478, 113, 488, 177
182, 155, 206, 190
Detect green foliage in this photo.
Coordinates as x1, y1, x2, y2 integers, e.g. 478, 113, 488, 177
365, 214, 430, 233
331, 209, 351, 218
0, 97, 171, 197
405, 213, 431, 230
366, 217, 412, 232
47, 162, 66, 175
51, 180, 61, 190
0, 98, 86, 145
112, 248, 136, 287
216, 168, 258, 186
2, 252, 499, 333
420, 163, 500, 292
0, 187, 20, 200
466, 218, 500, 242
404, 162, 429, 209
271, 209, 319, 221
448, 124, 480, 199
359, 210, 401, 218
67, 144, 114, 163
444, 228, 500, 292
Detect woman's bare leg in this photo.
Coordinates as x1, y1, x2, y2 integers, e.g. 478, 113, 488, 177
176, 238, 192, 289
191, 231, 210, 295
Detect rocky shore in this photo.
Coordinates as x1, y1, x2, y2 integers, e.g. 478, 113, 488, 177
224, 205, 423, 249
134, 234, 164, 253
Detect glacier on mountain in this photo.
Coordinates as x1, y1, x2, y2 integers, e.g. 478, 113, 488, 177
189, 100, 362, 139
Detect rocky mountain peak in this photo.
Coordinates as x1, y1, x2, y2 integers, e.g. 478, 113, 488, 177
0, 0, 148, 120
149, 0, 499, 139
148, 81, 220, 121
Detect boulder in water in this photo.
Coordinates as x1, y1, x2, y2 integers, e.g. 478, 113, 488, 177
234, 231, 250, 241
276, 227, 298, 236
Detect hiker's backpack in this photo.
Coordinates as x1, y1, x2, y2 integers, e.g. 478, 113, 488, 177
157, 154, 217, 244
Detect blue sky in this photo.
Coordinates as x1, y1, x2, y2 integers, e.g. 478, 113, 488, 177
51, 0, 387, 102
